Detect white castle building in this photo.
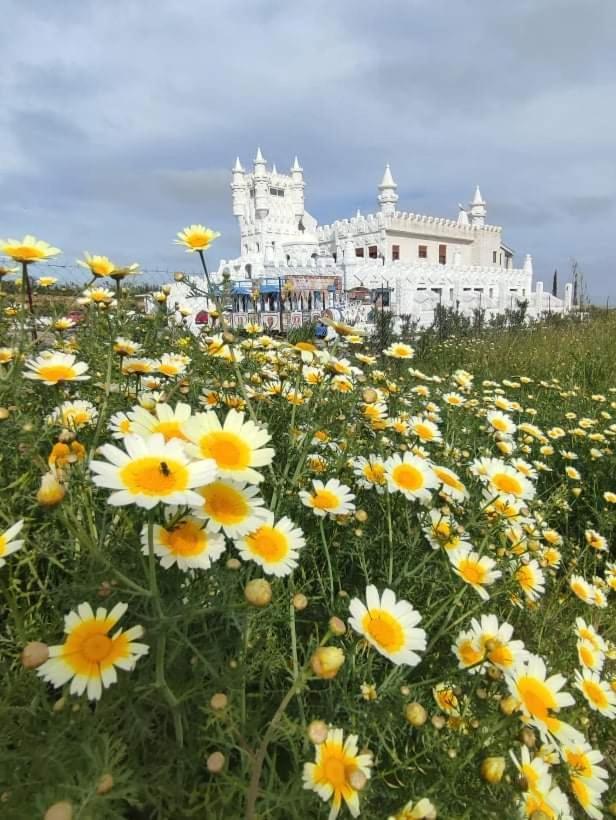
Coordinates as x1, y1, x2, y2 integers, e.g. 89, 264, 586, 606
171, 149, 572, 330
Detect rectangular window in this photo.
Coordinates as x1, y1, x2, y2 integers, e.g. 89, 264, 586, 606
355, 247, 364, 258
368, 245, 378, 259
392, 244, 400, 261
492, 251, 497, 263
489, 287, 494, 298
438, 244, 447, 265
418, 245, 427, 259
449, 287, 454, 301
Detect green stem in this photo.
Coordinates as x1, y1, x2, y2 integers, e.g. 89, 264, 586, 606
318, 517, 335, 607
147, 514, 183, 747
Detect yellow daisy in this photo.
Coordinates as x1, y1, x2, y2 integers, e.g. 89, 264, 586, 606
90, 433, 216, 509
505, 655, 574, 736
0, 234, 61, 263
574, 669, 616, 718
348, 585, 426, 666
24, 351, 89, 386
236, 512, 305, 576
37, 602, 148, 701
449, 547, 501, 600
76, 253, 116, 277
184, 408, 274, 485
302, 727, 373, 820
384, 453, 437, 503
174, 224, 220, 252
192, 479, 267, 537
46, 400, 98, 430
129, 401, 192, 443
140, 512, 225, 571
299, 478, 356, 518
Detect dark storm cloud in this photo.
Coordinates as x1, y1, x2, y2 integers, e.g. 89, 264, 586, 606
0, 0, 614, 296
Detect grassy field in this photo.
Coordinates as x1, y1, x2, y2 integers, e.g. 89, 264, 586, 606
1, 268, 615, 819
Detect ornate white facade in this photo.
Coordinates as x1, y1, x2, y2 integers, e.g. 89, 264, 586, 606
173, 149, 572, 330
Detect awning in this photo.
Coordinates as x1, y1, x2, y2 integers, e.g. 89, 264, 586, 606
232, 285, 253, 295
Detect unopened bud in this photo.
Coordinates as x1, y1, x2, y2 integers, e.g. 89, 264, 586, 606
405, 702, 428, 727
310, 646, 345, 680
44, 802, 73, 820
96, 774, 114, 795
53, 697, 66, 713
355, 509, 368, 523
329, 616, 346, 636
480, 756, 506, 784
223, 331, 235, 344
0, 407, 9, 420
206, 752, 225, 774
37, 472, 66, 507
362, 388, 378, 404
210, 693, 228, 711
348, 770, 367, 790
520, 727, 536, 748
226, 558, 241, 570
499, 695, 519, 716
21, 641, 49, 669
307, 720, 329, 745
292, 592, 308, 610
244, 578, 272, 607
174, 271, 185, 282
431, 715, 446, 729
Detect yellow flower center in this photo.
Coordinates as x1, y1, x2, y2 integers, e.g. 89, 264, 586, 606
200, 482, 249, 524
199, 431, 250, 470
161, 521, 207, 556
571, 777, 591, 808
37, 364, 77, 382
65, 410, 91, 427
159, 364, 180, 376
516, 565, 534, 590
119, 419, 132, 433
154, 420, 187, 442
62, 619, 130, 674
579, 644, 596, 668
296, 342, 316, 353
185, 230, 211, 249
490, 472, 523, 496
119, 456, 188, 496
312, 489, 340, 510
91, 260, 113, 275
582, 680, 607, 709
362, 608, 404, 653
458, 558, 487, 585
565, 750, 592, 777
7, 244, 46, 261
488, 642, 514, 667
392, 464, 424, 492
245, 526, 288, 562
491, 418, 509, 432
517, 676, 557, 720
0, 533, 7, 556
459, 639, 484, 666
363, 464, 385, 484
414, 423, 434, 440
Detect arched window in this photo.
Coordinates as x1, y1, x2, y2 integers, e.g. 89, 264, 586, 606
245, 263, 252, 278
286, 254, 291, 264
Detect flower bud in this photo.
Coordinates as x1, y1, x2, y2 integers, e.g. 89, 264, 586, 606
499, 695, 519, 716
307, 720, 329, 745
405, 702, 428, 727
480, 756, 506, 784
174, 271, 185, 282
348, 770, 367, 790
21, 641, 49, 669
520, 727, 536, 748
226, 558, 241, 570
96, 774, 114, 795
53, 697, 66, 713
355, 509, 368, 523
44, 802, 73, 820
310, 646, 345, 680
409, 797, 438, 819
431, 715, 446, 729
210, 693, 228, 711
206, 752, 225, 774
37, 472, 66, 507
329, 616, 346, 636
292, 592, 308, 611
0, 407, 9, 420
244, 578, 272, 607
362, 388, 378, 404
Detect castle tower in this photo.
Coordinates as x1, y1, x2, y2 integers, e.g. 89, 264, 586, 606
378, 164, 399, 216
231, 157, 247, 218
253, 147, 269, 220
290, 156, 305, 219
469, 185, 487, 226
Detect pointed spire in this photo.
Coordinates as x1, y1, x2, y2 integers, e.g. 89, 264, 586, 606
356, 208, 361, 218
472, 185, 485, 205
379, 163, 396, 189
291, 155, 302, 172
254, 146, 265, 163
233, 156, 244, 173
271, 162, 278, 175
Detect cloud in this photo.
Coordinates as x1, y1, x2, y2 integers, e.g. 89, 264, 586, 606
0, 0, 614, 298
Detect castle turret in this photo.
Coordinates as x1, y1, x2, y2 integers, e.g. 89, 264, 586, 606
290, 156, 305, 219
231, 157, 247, 218
253, 147, 269, 220
469, 185, 486, 226
378, 164, 398, 216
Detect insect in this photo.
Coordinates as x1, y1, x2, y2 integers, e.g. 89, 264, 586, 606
159, 461, 171, 477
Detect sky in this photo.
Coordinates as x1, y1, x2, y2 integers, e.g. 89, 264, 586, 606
1, 0, 615, 299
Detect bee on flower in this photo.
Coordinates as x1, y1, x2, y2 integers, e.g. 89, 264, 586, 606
300, 478, 356, 518
140, 510, 225, 572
